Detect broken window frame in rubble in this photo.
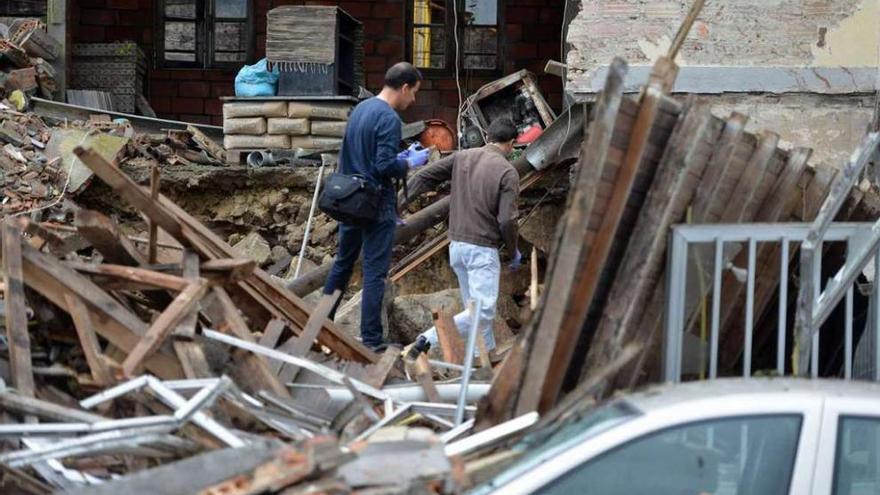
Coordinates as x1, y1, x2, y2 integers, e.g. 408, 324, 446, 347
157, 0, 255, 70
408, 0, 503, 76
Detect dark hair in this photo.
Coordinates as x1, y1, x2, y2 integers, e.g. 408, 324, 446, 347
487, 117, 517, 143
384, 62, 423, 89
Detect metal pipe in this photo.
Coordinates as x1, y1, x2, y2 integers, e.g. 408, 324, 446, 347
290, 382, 491, 404
845, 284, 853, 380
294, 159, 326, 279
778, 238, 789, 375
744, 238, 756, 378
456, 301, 481, 426
709, 237, 722, 379
79, 375, 150, 409
203, 329, 389, 401
445, 412, 539, 458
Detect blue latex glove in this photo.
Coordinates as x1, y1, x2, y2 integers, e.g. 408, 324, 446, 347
508, 249, 522, 270
407, 147, 430, 168
397, 148, 411, 162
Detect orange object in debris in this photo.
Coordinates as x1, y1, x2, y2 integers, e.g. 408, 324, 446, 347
419, 119, 456, 152
516, 123, 543, 145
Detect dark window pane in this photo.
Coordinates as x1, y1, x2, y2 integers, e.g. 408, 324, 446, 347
540, 415, 802, 495
833, 416, 880, 495
165, 0, 196, 19
166, 51, 196, 62
464, 54, 495, 70
214, 22, 245, 51
215, 51, 246, 62
0, 0, 46, 15
216, 0, 247, 18
464, 26, 497, 53
165, 21, 196, 51
464, 0, 496, 26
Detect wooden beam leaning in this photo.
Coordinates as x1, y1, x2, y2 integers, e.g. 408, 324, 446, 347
512, 58, 628, 417
121, 280, 209, 376
64, 293, 113, 386
276, 290, 342, 384
17, 239, 183, 378
173, 250, 214, 379
536, 62, 666, 413
433, 311, 465, 365
1, 219, 36, 398
583, 100, 717, 380
67, 261, 190, 292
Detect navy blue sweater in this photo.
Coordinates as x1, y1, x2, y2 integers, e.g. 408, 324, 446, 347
339, 97, 408, 202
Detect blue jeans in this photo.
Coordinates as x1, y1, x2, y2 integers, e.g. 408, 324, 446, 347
323, 201, 396, 348
420, 241, 499, 352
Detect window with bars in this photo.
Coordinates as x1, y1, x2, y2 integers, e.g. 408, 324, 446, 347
158, 0, 254, 69
409, 0, 501, 75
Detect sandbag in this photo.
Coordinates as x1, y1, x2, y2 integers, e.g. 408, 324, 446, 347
223, 117, 266, 134
266, 118, 310, 135
289, 136, 343, 150
310, 120, 347, 137
223, 101, 287, 118
224, 134, 290, 149
287, 102, 351, 120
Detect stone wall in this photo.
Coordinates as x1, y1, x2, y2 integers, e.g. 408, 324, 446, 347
564, 0, 880, 167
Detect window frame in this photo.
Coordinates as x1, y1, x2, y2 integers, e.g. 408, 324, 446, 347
156, 0, 255, 70
405, 0, 505, 78
831, 415, 880, 495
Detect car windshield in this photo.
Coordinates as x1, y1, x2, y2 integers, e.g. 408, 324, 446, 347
471, 400, 640, 493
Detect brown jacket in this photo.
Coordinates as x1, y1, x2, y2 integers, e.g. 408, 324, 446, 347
403, 144, 519, 256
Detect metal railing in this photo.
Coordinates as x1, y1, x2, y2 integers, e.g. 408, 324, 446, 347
663, 222, 880, 382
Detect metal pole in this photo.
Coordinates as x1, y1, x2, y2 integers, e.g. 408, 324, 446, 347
744, 238, 756, 378
874, 248, 880, 381
455, 300, 482, 426
293, 159, 327, 280
709, 237, 722, 379
664, 230, 688, 382
778, 238, 789, 375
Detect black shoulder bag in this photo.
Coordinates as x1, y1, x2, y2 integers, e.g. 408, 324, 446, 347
318, 173, 381, 227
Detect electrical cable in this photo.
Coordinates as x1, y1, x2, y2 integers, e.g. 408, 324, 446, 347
453, 0, 463, 149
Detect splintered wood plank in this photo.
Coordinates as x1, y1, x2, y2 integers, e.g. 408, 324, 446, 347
122, 281, 209, 376
413, 353, 441, 402
67, 261, 190, 292
173, 250, 214, 379
584, 100, 718, 380
203, 287, 291, 398
361, 347, 401, 389
512, 59, 629, 417
148, 165, 160, 264
187, 125, 226, 162
259, 319, 286, 349
200, 258, 256, 284
276, 290, 342, 384
433, 311, 465, 365
530, 68, 666, 414
74, 209, 148, 266
2, 219, 35, 397
75, 144, 374, 363
475, 339, 525, 432
64, 293, 113, 386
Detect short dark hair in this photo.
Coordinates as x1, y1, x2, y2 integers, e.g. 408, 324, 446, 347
487, 117, 517, 143
384, 62, 422, 89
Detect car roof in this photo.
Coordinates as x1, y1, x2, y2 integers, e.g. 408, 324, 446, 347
618, 378, 880, 413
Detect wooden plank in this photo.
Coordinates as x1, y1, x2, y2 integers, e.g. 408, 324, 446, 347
413, 353, 441, 402
187, 125, 226, 162
277, 290, 342, 384
433, 311, 465, 365
64, 293, 113, 386
173, 250, 200, 339
75, 144, 374, 363
67, 261, 190, 291
202, 287, 292, 398
510, 59, 629, 418
73, 209, 147, 266
583, 100, 718, 379
173, 249, 214, 379
148, 165, 160, 264
1, 219, 35, 398
201, 258, 256, 284
527, 61, 665, 414
73, 146, 185, 241
258, 318, 286, 349
475, 339, 525, 432
121, 281, 209, 376
361, 346, 400, 389
476, 332, 493, 371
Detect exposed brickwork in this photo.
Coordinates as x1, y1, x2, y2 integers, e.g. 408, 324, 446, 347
72, 0, 566, 123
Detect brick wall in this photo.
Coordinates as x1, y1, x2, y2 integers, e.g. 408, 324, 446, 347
71, 0, 565, 126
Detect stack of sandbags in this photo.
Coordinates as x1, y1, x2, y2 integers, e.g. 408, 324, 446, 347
223, 100, 352, 151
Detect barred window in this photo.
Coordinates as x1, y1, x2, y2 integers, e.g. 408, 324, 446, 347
158, 0, 254, 69
409, 0, 501, 76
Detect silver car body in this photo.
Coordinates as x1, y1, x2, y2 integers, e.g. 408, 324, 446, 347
482, 378, 880, 494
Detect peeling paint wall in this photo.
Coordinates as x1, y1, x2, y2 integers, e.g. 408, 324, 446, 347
565, 0, 880, 168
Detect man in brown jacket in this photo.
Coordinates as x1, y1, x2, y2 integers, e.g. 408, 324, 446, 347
401, 118, 521, 358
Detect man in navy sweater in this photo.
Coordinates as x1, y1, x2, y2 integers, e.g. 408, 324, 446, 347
323, 62, 430, 352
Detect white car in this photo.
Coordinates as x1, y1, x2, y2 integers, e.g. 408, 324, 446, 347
473, 378, 880, 495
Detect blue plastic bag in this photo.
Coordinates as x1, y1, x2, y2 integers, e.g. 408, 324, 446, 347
235, 58, 280, 97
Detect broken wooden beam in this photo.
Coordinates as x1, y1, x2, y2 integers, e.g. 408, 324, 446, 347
1, 219, 36, 398
276, 290, 342, 384
64, 293, 113, 386
74, 209, 148, 266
